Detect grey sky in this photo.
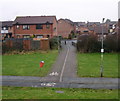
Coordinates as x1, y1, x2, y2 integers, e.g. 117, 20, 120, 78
0, 0, 119, 22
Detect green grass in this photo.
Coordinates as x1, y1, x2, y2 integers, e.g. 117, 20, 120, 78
77, 53, 118, 77
2, 86, 118, 99
2, 50, 58, 77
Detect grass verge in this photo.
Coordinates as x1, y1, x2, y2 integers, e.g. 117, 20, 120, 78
2, 86, 118, 99
2, 50, 58, 77
77, 53, 118, 77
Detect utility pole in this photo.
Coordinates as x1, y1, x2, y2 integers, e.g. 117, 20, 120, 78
57, 36, 60, 53
100, 18, 105, 77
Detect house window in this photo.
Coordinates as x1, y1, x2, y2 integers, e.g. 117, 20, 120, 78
54, 27, 56, 31
46, 24, 50, 29
16, 25, 20, 29
36, 35, 43, 38
36, 24, 43, 29
17, 35, 20, 38
2, 27, 8, 30
23, 25, 29, 30
47, 35, 50, 38
23, 35, 30, 38
84, 30, 88, 33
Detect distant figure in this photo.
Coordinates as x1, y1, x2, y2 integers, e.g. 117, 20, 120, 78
65, 40, 66, 45
71, 41, 73, 45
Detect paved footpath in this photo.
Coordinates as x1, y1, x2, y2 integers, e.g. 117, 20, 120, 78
47, 40, 77, 82
1, 40, 120, 89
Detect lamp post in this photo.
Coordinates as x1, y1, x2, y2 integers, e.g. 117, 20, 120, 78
57, 35, 60, 53
100, 18, 105, 77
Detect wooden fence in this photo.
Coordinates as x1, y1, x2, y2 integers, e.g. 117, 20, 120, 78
4, 38, 49, 51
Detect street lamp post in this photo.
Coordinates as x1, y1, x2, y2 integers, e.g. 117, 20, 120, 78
57, 35, 60, 53
100, 18, 105, 77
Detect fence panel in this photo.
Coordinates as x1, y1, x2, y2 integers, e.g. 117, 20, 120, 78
3, 38, 50, 53
31, 40, 40, 50
40, 39, 49, 50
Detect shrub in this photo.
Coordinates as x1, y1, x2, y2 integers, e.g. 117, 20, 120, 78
77, 34, 101, 53
77, 34, 89, 52
49, 37, 59, 49
104, 34, 118, 52
68, 31, 77, 39
2, 43, 10, 54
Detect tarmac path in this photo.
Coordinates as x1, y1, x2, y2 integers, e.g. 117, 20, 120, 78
47, 40, 77, 82
1, 40, 119, 89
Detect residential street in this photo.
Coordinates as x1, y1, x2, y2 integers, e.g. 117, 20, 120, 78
1, 40, 119, 89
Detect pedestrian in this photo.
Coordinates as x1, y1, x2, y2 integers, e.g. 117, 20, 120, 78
65, 40, 66, 44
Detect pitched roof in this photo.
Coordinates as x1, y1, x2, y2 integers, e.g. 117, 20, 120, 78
105, 20, 117, 25
13, 16, 57, 25
65, 19, 74, 25
2, 21, 13, 27
58, 18, 74, 26
109, 21, 117, 25
74, 22, 86, 27
94, 26, 108, 34
87, 22, 101, 31
87, 22, 101, 26
87, 25, 95, 31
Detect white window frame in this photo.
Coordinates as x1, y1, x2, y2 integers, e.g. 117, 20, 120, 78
23, 25, 30, 30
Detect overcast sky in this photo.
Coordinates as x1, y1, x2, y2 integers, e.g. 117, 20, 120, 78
0, 0, 119, 22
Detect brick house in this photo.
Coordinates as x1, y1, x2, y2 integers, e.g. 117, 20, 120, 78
0, 21, 13, 40
74, 22, 90, 34
105, 19, 117, 34
87, 22, 101, 34
57, 19, 75, 38
78, 27, 90, 34
12, 16, 58, 38
94, 25, 108, 41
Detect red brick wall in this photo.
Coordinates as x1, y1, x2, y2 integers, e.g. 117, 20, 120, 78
13, 24, 53, 37
57, 19, 75, 38
77, 27, 90, 34
53, 18, 58, 36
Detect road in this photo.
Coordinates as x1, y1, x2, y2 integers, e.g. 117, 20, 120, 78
1, 40, 119, 89
1, 76, 119, 89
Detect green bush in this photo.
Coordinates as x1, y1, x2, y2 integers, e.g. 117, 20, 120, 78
104, 34, 118, 52
2, 43, 10, 54
77, 34, 119, 53
77, 34, 101, 53
49, 37, 59, 49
